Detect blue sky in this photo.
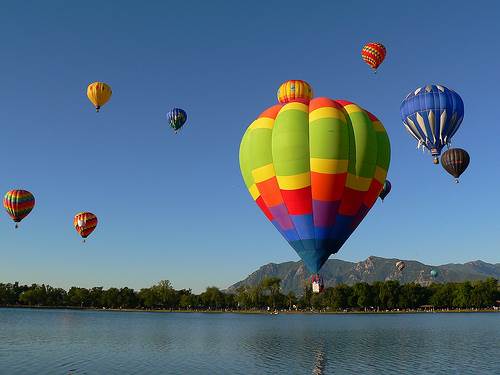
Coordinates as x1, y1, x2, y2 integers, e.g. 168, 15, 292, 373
0, 1, 498, 293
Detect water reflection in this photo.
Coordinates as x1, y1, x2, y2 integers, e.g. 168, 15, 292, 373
0, 309, 498, 374
311, 342, 327, 375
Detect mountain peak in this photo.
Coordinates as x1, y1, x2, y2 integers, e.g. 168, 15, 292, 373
227, 257, 499, 295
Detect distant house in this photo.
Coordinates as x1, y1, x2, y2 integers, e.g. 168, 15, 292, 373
494, 301, 500, 310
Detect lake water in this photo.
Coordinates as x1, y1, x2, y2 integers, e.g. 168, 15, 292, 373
0, 308, 499, 374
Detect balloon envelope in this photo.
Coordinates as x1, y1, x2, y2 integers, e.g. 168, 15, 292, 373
361, 42, 386, 71
430, 269, 438, 277
400, 85, 464, 163
74, 212, 98, 239
441, 148, 470, 181
396, 260, 405, 271
240, 84, 391, 274
167, 108, 187, 132
87, 82, 112, 112
3, 190, 35, 224
277, 80, 313, 104
379, 180, 391, 201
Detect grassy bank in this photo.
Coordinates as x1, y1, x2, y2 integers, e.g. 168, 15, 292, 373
1, 305, 498, 315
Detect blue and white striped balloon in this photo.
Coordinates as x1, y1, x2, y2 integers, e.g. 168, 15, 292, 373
400, 85, 464, 164
167, 108, 187, 133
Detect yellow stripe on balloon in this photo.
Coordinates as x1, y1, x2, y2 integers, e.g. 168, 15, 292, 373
248, 117, 274, 130
309, 107, 346, 123
345, 174, 372, 191
280, 102, 309, 114
373, 166, 387, 185
342, 104, 363, 115
252, 163, 275, 183
248, 184, 260, 200
276, 172, 310, 190
310, 158, 349, 174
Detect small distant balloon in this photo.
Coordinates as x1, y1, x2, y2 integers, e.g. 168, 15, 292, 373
167, 108, 187, 133
430, 269, 438, 278
87, 82, 112, 112
441, 148, 470, 183
74, 212, 98, 242
361, 42, 386, 72
3, 190, 35, 228
379, 180, 391, 201
396, 260, 406, 271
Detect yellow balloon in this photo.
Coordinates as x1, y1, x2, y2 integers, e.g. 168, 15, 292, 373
276, 80, 313, 105
87, 82, 112, 112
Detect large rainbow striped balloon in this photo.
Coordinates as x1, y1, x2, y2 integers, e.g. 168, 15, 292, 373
239, 81, 390, 274
3, 190, 35, 228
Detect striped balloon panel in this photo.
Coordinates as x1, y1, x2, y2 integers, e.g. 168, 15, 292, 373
73, 212, 98, 238
277, 80, 313, 105
400, 85, 464, 156
3, 190, 35, 222
361, 42, 386, 70
239, 99, 390, 273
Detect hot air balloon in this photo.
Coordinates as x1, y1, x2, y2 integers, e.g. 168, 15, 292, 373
167, 108, 187, 133
396, 260, 406, 272
379, 180, 391, 201
74, 212, 98, 242
361, 42, 386, 73
87, 82, 112, 112
277, 80, 313, 104
430, 269, 438, 278
3, 190, 35, 228
441, 148, 470, 183
401, 85, 464, 164
239, 80, 391, 287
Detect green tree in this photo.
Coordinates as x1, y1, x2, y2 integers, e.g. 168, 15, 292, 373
200, 287, 225, 309
331, 284, 352, 310
66, 287, 90, 307
452, 282, 472, 308
399, 283, 427, 309
379, 281, 400, 309
351, 282, 373, 309
261, 277, 282, 309
102, 288, 120, 308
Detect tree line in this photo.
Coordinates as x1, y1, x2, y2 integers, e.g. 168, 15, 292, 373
0, 278, 498, 311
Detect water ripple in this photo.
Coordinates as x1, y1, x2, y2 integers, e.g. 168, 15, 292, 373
0, 310, 498, 374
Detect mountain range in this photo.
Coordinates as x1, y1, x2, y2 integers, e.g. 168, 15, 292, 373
227, 257, 500, 295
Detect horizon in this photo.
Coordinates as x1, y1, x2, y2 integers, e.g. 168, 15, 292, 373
1, 1, 500, 294
3, 254, 498, 293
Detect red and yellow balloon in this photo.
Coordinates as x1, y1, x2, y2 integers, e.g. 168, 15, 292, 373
361, 42, 386, 72
74, 212, 98, 242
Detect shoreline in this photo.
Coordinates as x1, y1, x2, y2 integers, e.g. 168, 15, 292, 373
1, 305, 498, 315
